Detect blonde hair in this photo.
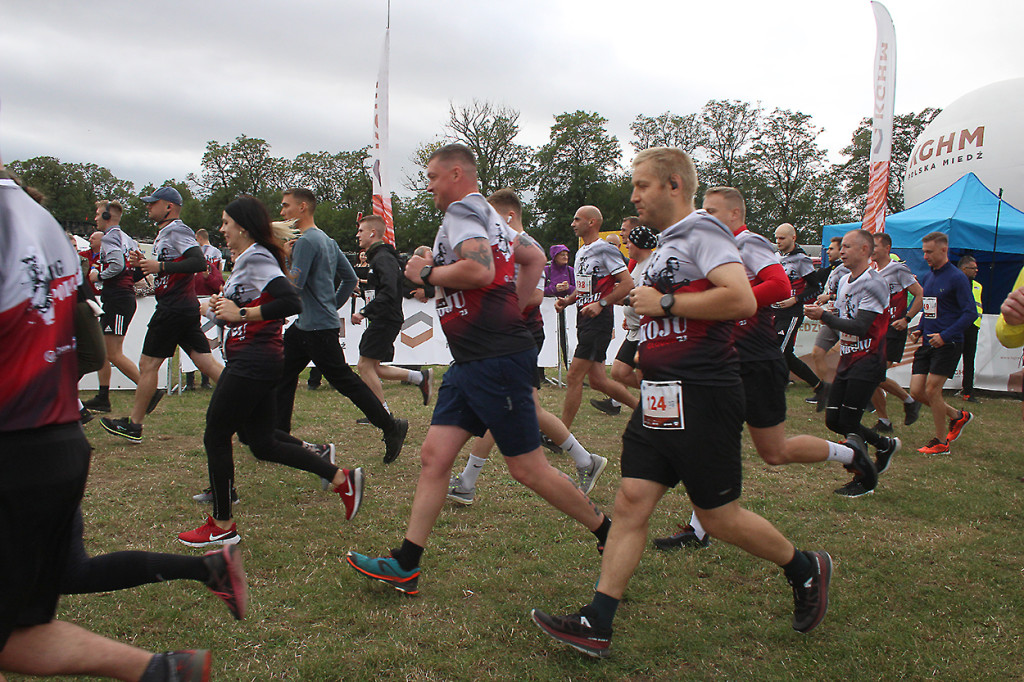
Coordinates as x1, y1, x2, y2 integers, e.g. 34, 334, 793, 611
271, 219, 298, 243
633, 147, 697, 198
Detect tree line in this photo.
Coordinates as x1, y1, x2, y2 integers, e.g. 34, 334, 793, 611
9, 100, 939, 253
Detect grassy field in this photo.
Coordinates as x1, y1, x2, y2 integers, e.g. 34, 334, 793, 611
17, 370, 1024, 680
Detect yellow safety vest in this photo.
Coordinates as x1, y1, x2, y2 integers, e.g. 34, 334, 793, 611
972, 280, 983, 328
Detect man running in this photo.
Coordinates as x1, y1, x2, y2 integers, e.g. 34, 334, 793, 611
531, 149, 831, 659
347, 145, 611, 595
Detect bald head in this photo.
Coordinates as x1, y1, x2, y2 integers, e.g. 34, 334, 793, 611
775, 223, 798, 254
571, 205, 604, 243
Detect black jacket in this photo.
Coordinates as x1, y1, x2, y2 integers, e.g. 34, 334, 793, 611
360, 241, 404, 325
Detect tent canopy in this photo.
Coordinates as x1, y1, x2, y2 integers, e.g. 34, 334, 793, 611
822, 173, 1024, 313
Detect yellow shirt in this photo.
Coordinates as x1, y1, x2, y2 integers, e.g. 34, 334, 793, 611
996, 265, 1024, 348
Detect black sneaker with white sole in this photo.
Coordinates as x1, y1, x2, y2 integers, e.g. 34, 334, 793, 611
903, 399, 922, 426
840, 433, 877, 493
874, 436, 901, 475
383, 418, 409, 464
82, 395, 111, 413
100, 416, 143, 443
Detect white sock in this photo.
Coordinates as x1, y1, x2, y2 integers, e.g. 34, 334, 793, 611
688, 512, 706, 539
904, 395, 915, 404
460, 454, 487, 488
407, 370, 424, 385
560, 434, 593, 468
878, 417, 891, 426
826, 441, 855, 464
382, 401, 390, 414
609, 399, 621, 407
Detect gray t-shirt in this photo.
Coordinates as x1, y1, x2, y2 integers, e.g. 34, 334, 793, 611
289, 226, 357, 331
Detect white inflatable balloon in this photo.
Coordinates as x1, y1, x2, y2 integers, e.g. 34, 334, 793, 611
904, 78, 1024, 209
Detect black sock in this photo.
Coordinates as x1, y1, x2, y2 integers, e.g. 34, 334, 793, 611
592, 514, 611, 546
783, 548, 813, 585
140, 653, 168, 682
391, 539, 423, 572
98, 385, 109, 400
587, 591, 619, 630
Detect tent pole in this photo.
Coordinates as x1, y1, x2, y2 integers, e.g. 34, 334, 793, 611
987, 188, 1003, 304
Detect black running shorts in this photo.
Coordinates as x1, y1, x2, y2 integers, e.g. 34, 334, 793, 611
100, 295, 136, 336
615, 337, 639, 368
740, 356, 787, 429
620, 382, 744, 510
0, 424, 91, 649
574, 324, 613, 363
885, 328, 908, 364
912, 342, 963, 378
358, 320, 402, 362
142, 308, 212, 359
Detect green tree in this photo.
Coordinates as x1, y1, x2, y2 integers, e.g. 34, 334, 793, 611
747, 108, 828, 229
392, 192, 442, 254
188, 135, 289, 205
444, 100, 535, 196
629, 111, 703, 153
533, 110, 626, 248
838, 107, 941, 216
699, 99, 761, 189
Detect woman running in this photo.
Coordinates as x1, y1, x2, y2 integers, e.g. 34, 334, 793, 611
178, 196, 363, 547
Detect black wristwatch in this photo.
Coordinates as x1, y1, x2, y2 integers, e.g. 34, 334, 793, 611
238, 307, 248, 319
420, 265, 434, 284
660, 293, 675, 316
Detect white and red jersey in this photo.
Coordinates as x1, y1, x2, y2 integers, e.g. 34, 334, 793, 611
152, 219, 200, 313
202, 243, 224, 272
432, 193, 534, 363
99, 225, 138, 297
833, 267, 890, 371
733, 227, 784, 362
875, 259, 918, 323
573, 238, 627, 332
513, 230, 546, 342
0, 178, 82, 431
779, 246, 816, 302
637, 209, 743, 386
220, 244, 288, 377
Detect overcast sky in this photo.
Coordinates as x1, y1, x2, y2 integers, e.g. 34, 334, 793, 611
2, 0, 1021, 196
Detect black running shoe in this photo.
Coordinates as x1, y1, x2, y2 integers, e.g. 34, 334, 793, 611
872, 419, 894, 433
814, 382, 831, 413
653, 524, 711, 550
874, 436, 901, 475
842, 434, 877, 493
312, 443, 336, 491
903, 399, 922, 426
419, 368, 434, 405
355, 417, 371, 425
146, 388, 166, 415
834, 477, 873, 497
383, 418, 409, 464
203, 544, 248, 620
192, 486, 240, 504
790, 551, 832, 633
531, 606, 613, 658
144, 649, 211, 682
590, 398, 621, 416
540, 433, 562, 453
80, 407, 94, 425
100, 416, 143, 443
82, 395, 111, 413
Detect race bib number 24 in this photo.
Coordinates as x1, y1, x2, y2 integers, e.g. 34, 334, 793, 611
641, 380, 683, 430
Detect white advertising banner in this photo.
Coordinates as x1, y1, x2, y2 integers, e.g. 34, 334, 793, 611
80, 300, 1019, 394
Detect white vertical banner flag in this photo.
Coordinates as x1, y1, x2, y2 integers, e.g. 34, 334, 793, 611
371, 29, 395, 245
863, 1, 897, 233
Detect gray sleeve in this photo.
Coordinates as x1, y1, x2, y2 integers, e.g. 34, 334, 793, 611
290, 237, 315, 289
334, 242, 358, 307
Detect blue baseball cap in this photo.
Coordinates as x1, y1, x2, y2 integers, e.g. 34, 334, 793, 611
141, 186, 183, 205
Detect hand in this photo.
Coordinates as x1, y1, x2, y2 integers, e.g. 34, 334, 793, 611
405, 252, 434, 283
284, 239, 296, 257
89, 269, 100, 284
815, 293, 829, 305
138, 258, 160, 276
554, 298, 568, 312
580, 302, 602, 318
910, 329, 922, 343
927, 332, 946, 348
892, 318, 908, 331
213, 296, 243, 323
351, 312, 364, 325
412, 288, 428, 303
1001, 287, 1024, 326
631, 286, 667, 317
777, 296, 797, 309
803, 303, 824, 321
556, 281, 569, 292
128, 250, 143, 267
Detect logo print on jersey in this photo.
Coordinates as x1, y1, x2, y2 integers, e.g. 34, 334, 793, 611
647, 256, 686, 291
21, 253, 56, 325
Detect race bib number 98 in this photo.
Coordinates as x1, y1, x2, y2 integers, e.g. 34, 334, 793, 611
641, 380, 683, 430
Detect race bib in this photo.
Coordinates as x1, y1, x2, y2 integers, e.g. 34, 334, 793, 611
923, 296, 937, 319
576, 275, 593, 295
364, 289, 375, 303
641, 380, 683, 430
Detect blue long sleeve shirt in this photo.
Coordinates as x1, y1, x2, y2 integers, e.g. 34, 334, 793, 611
289, 226, 357, 331
918, 261, 977, 343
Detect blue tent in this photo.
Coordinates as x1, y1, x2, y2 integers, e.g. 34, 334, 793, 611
822, 173, 1024, 312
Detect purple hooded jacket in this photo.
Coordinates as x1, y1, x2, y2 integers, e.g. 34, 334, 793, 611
543, 244, 575, 297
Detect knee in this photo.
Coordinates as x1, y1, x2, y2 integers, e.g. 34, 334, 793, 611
760, 447, 789, 466
824, 410, 844, 435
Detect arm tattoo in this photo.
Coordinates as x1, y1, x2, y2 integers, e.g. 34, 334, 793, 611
456, 237, 493, 269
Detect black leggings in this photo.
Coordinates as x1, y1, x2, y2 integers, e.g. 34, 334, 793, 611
61, 508, 208, 594
206, 370, 339, 520
824, 365, 887, 448
777, 313, 821, 388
